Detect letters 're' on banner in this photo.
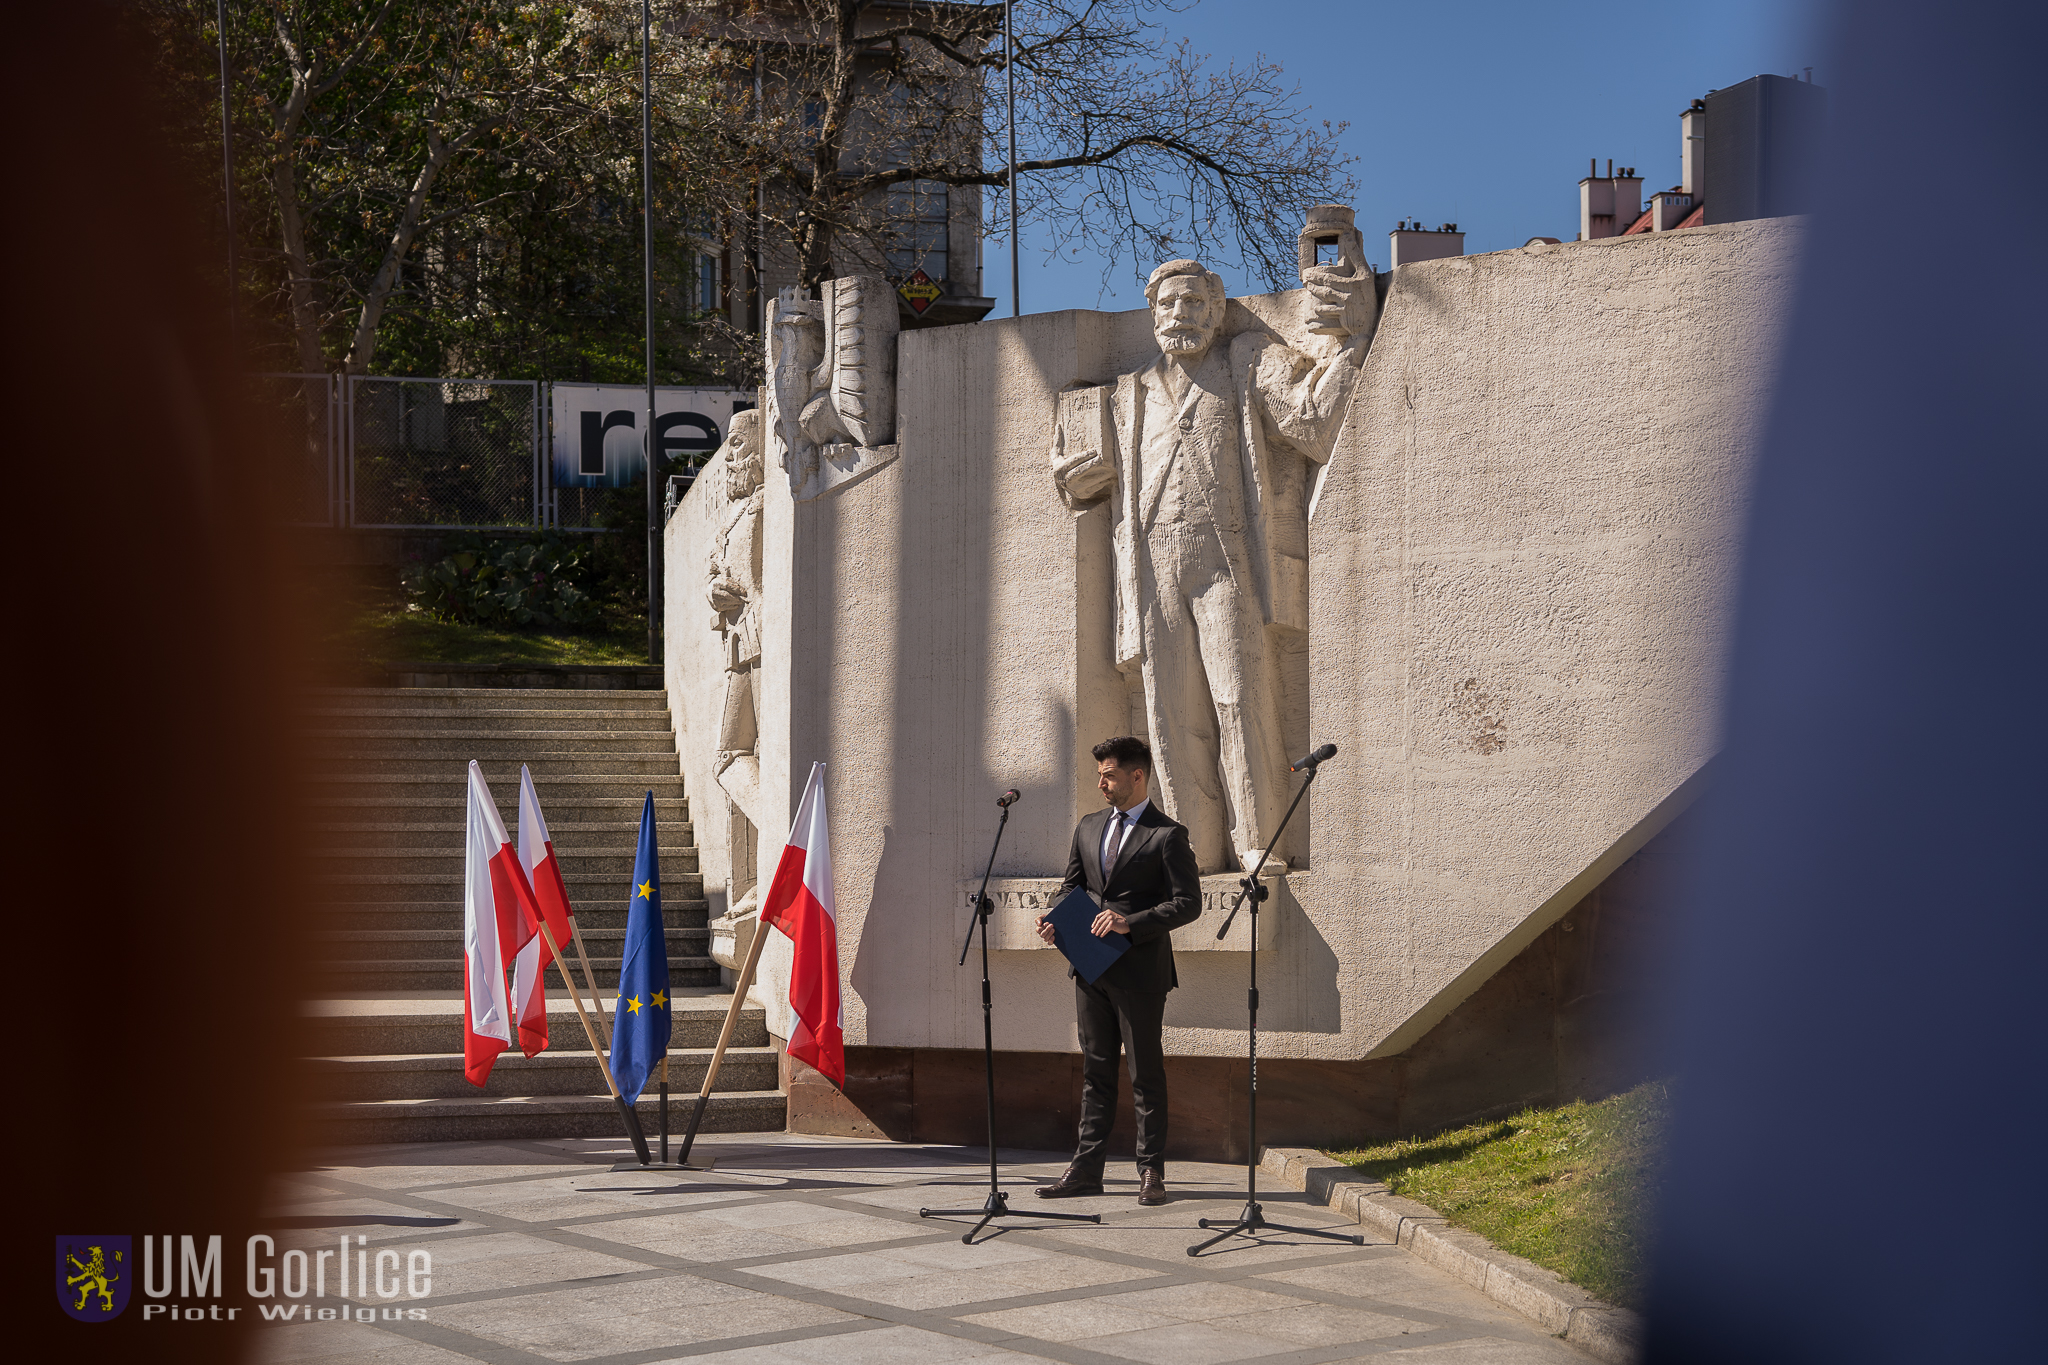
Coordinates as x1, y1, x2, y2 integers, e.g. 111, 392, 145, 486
547, 385, 753, 490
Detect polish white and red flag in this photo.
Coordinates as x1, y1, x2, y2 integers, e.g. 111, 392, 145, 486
517, 764, 579, 978
463, 762, 548, 1084
759, 762, 844, 1087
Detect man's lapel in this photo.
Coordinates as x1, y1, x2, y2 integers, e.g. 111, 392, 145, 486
1087, 808, 1112, 891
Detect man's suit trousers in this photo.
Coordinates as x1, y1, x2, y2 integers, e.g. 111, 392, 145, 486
1073, 976, 1170, 1175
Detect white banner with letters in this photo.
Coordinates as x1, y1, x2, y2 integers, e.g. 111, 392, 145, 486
547, 384, 752, 490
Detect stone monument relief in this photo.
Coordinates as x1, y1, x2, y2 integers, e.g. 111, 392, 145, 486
767, 275, 900, 501
705, 409, 767, 935
1050, 205, 1379, 873
667, 201, 1795, 1134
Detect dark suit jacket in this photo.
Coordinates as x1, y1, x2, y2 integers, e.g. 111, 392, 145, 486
1059, 802, 1202, 993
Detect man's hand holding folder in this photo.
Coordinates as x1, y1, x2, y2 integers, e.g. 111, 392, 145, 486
1035, 904, 1131, 942
1035, 886, 1132, 985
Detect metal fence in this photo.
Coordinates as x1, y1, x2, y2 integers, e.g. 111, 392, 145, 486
251, 373, 339, 526
254, 373, 724, 532
347, 376, 541, 529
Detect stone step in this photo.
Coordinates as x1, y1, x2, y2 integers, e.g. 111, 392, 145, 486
309, 820, 695, 851
305, 708, 676, 734
309, 1046, 781, 1102
302, 993, 762, 1054
310, 927, 709, 962
307, 798, 691, 826
309, 847, 701, 877
309, 925, 712, 957
304, 687, 671, 712
320, 901, 710, 931
307, 1090, 786, 1145
304, 754, 688, 779
300, 777, 688, 807
306, 731, 678, 758
315, 957, 724, 991
313, 871, 704, 899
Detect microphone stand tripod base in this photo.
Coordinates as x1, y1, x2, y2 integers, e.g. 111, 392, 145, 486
918, 1187, 1101, 1245
1190, 1200, 1363, 1256
1187, 759, 1362, 1257
921, 801, 1105, 1244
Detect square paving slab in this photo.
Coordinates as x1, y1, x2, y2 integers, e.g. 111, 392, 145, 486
252, 1133, 1597, 1364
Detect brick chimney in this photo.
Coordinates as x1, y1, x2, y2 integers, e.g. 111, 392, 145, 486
1578, 161, 1644, 240
1389, 221, 1466, 266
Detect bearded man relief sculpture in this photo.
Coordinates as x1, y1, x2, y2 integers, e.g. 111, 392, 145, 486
706, 407, 772, 896
1052, 205, 1378, 873
734, 206, 1376, 879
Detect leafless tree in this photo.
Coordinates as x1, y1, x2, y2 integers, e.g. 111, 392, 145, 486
675, 0, 1356, 296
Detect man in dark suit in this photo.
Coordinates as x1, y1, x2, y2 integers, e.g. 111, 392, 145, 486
1033, 735, 1202, 1205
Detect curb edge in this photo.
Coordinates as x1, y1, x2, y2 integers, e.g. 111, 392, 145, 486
1260, 1146, 1645, 1364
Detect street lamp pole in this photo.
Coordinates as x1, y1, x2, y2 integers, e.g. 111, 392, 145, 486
216, 0, 237, 348
642, 0, 661, 666
1006, 0, 1018, 318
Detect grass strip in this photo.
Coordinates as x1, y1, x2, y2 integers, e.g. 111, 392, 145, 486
332, 601, 654, 667
1325, 1079, 1670, 1311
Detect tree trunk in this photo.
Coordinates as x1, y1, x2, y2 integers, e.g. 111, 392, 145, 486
340, 132, 465, 375
272, 157, 325, 373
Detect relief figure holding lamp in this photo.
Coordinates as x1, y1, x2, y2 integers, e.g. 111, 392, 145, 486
1051, 206, 1377, 873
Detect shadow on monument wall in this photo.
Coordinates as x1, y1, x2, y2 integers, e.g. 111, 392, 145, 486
1164, 875, 1344, 1033
798, 805, 1687, 1160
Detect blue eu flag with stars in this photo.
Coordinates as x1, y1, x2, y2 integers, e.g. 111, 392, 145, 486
611, 791, 670, 1102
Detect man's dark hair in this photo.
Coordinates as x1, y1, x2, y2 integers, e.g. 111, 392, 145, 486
1092, 735, 1152, 775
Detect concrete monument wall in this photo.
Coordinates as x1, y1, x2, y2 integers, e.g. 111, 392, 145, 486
667, 218, 1797, 1146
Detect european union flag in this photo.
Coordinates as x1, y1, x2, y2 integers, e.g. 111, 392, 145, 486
611, 791, 670, 1102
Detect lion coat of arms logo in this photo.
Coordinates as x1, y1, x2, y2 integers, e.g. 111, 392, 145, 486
56, 1236, 131, 1321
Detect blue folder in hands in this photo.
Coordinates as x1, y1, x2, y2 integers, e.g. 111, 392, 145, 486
1045, 884, 1130, 984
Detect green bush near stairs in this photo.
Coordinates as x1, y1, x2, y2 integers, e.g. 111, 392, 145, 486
405, 532, 604, 629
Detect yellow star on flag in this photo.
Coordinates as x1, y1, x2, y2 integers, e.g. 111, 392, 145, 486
650, 990, 666, 1008
624, 995, 643, 1015
637, 880, 654, 900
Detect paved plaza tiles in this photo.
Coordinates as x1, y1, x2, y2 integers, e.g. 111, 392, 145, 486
257, 1133, 1597, 1365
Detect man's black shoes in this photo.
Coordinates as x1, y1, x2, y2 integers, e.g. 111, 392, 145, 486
1036, 1164, 1104, 1198
1137, 1169, 1168, 1205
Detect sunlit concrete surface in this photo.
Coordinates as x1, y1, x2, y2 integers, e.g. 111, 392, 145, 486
254, 1133, 1597, 1363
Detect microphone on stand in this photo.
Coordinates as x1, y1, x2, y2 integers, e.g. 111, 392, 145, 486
996, 789, 1021, 808
1291, 743, 1338, 772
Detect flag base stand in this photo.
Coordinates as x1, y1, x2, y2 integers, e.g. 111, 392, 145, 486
609, 1080, 719, 1170
608, 1160, 717, 1172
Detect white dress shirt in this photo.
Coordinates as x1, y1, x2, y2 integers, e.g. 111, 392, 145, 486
1101, 799, 1149, 877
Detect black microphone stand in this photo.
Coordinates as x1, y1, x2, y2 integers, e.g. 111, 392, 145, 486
1190, 756, 1363, 1256
921, 792, 1103, 1244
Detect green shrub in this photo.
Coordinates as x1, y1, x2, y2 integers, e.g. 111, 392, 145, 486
406, 533, 604, 629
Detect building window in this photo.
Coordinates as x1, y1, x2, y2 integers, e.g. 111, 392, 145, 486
697, 252, 721, 315
886, 180, 949, 280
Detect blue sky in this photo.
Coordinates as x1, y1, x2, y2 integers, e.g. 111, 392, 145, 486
983, 0, 1823, 316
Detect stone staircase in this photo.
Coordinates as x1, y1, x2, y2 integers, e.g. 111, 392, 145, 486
299, 685, 785, 1143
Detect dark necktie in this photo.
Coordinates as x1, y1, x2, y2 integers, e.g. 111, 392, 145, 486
1107, 811, 1129, 869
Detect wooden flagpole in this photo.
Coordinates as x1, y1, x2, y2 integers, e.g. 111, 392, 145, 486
535, 918, 650, 1164
569, 918, 614, 1048
675, 914, 771, 1166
